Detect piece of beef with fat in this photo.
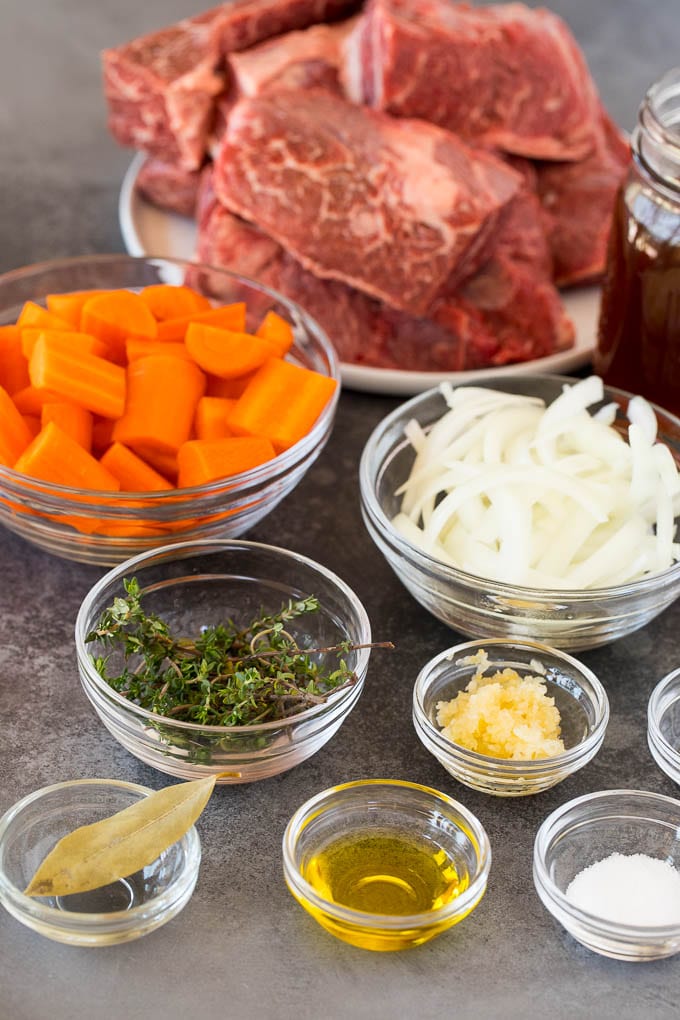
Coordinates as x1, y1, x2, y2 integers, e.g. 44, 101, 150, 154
213, 90, 521, 316
536, 112, 630, 287
344, 0, 601, 161
103, 0, 361, 170
210, 18, 355, 154
433, 190, 574, 367
103, 8, 226, 170
228, 15, 356, 92
135, 157, 203, 217
194, 176, 572, 371
193, 198, 467, 367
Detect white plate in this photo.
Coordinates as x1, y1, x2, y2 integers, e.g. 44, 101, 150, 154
119, 153, 597, 396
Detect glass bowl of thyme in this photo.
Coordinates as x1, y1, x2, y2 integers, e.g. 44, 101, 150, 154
75, 539, 373, 782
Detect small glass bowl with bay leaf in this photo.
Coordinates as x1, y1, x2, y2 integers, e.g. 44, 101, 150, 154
0, 778, 201, 946
75, 539, 373, 782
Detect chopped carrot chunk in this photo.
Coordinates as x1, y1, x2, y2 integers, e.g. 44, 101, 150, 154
100, 441, 172, 491
177, 435, 276, 488
140, 284, 211, 321
29, 336, 126, 419
227, 358, 337, 452
0, 385, 34, 466
41, 402, 93, 451
185, 323, 277, 378
255, 310, 294, 356
14, 422, 120, 490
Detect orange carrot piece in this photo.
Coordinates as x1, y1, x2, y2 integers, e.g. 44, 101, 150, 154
16, 301, 71, 331
21, 328, 108, 360
227, 359, 337, 452
177, 435, 276, 488
125, 338, 191, 362
255, 310, 294, 356
91, 417, 116, 453
14, 422, 120, 490
46, 289, 108, 329
206, 374, 251, 399
185, 323, 278, 378
140, 284, 211, 321
156, 302, 247, 342
194, 396, 236, 441
41, 401, 93, 451
113, 354, 205, 456
22, 414, 42, 438
0, 325, 30, 394
100, 441, 172, 491
0, 385, 34, 466
12, 385, 61, 416
80, 290, 157, 356
131, 445, 179, 482
29, 336, 126, 419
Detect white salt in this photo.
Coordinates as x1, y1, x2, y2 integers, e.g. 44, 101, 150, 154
566, 852, 680, 926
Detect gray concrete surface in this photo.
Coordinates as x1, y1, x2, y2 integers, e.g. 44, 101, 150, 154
1, 2, 680, 1018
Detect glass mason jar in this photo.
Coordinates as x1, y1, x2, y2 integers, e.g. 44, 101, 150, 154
594, 68, 680, 415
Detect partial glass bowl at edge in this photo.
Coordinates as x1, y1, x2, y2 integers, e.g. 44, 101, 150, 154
648, 666, 680, 785
359, 374, 680, 651
0, 254, 339, 566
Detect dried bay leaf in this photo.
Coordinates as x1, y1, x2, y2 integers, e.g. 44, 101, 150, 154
24, 774, 218, 898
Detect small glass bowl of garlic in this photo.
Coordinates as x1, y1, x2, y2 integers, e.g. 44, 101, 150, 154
413, 638, 609, 796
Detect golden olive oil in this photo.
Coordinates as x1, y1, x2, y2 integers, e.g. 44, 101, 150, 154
303, 830, 467, 915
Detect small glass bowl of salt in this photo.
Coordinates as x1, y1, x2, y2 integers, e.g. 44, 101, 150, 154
533, 789, 680, 960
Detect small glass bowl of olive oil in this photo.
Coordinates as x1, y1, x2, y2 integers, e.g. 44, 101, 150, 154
282, 779, 491, 951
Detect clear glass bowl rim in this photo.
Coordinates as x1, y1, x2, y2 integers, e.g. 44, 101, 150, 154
0, 253, 340, 502
413, 638, 610, 774
282, 777, 492, 929
359, 373, 680, 601
0, 777, 201, 923
533, 787, 680, 937
648, 666, 680, 766
75, 537, 372, 736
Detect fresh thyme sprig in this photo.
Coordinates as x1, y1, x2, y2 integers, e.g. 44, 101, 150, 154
86, 578, 388, 726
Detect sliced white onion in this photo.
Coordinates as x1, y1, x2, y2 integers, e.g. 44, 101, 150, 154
392, 377, 680, 589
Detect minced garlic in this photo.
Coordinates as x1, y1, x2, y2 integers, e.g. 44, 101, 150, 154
436, 650, 565, 760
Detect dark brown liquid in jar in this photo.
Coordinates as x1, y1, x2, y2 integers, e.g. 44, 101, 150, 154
595, 68, 680, 415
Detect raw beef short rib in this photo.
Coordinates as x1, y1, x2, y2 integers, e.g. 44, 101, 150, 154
103, 8, 227, 170
135, 157, 203, 217
536, 111, 630, 286
195, 171, 572, 371
344, 0, 601, 161
213, 90, 521, 315
103, 0, 361, 169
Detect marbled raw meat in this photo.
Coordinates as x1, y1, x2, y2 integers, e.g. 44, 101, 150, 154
103, 8, 227, 170
434, 192, 575, 367
102, 0, 360, 169
135, 157, 203, 217
213, 90, 521, 315
194, 175, 572, 370
536, 112, 630, 286
209, 18, 355, 154
344, 0, 601, 161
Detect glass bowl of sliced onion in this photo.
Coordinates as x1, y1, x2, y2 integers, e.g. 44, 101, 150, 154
359, 374, 680, 651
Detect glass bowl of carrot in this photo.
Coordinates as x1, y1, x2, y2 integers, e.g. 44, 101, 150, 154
75, 539, 372, 783
0, 254, 339, 565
